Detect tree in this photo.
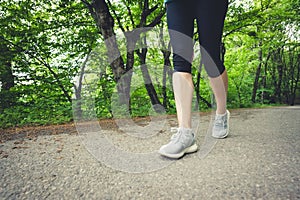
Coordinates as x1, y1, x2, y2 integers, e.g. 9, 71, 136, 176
81, 0, 165, 114
0, 0, 97, 127
0, 43, 16, 111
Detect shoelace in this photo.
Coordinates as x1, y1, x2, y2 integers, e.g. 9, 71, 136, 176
214, 115, 225, 127
170, 128, 190, 144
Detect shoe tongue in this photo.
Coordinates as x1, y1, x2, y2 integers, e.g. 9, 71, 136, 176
178, 127, 192, 133
215, 115, 223, 120
215, 117, 224, 126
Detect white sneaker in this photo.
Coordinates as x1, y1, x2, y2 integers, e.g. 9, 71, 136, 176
212, 110, 230, 139
159, 127, 198, 159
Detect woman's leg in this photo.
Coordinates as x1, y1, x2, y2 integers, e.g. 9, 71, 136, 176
195, 0, 230, 138
196, 0, 229, 115
173, 72, 194, 128
159, 2, 198, 158
166, 1, 195, 128
209, 70, 228, 115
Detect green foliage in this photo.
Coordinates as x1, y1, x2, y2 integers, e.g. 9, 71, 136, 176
0, 0, 299, 129
0, 0, 98, 127
0, 101, 72, 128
95, 73, 115, 118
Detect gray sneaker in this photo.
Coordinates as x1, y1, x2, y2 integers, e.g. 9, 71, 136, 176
159, 127, 198, 159
212, 110, 230, 139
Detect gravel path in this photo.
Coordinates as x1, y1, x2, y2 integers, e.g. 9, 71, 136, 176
0, 106, 299, 199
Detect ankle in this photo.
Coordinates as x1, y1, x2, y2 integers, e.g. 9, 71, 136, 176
216, 110, 227, 116
216, 111, 227, 116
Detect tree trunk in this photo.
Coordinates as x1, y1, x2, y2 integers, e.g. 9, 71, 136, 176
86, 0, 130, 108
274, 48, 283, 103
0, 44, 15, 110
252, 41, 263, 103
0, 57, 15, 110
261, 52, 271, 103
195, 60, 212, 109
160, 26, 172, 110
136, 36, 163, 113
73, 51, 91, 119
162, 51, 171, 109
293, 54, 300, 104
288, 50, 300, 105
220, 42, 226, 63
0, 63, 14, 91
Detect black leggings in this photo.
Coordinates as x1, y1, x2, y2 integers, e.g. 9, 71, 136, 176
166, 0, 228, 77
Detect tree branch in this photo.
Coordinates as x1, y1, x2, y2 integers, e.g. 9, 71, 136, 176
146, 11, 165, 28
81, 0, 102, 34
146, 4, 158, 17
121, 0, 135, 28
0, 36, 73, 103
107, 0, 125, 32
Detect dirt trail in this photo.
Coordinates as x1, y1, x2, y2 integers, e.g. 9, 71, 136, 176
0, 106, 299, 199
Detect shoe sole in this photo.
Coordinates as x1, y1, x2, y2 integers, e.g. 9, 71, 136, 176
212, 110, 230, 139
159, 143, 198, 159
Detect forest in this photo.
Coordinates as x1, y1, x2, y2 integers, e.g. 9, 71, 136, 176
0, 0, 299, 128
